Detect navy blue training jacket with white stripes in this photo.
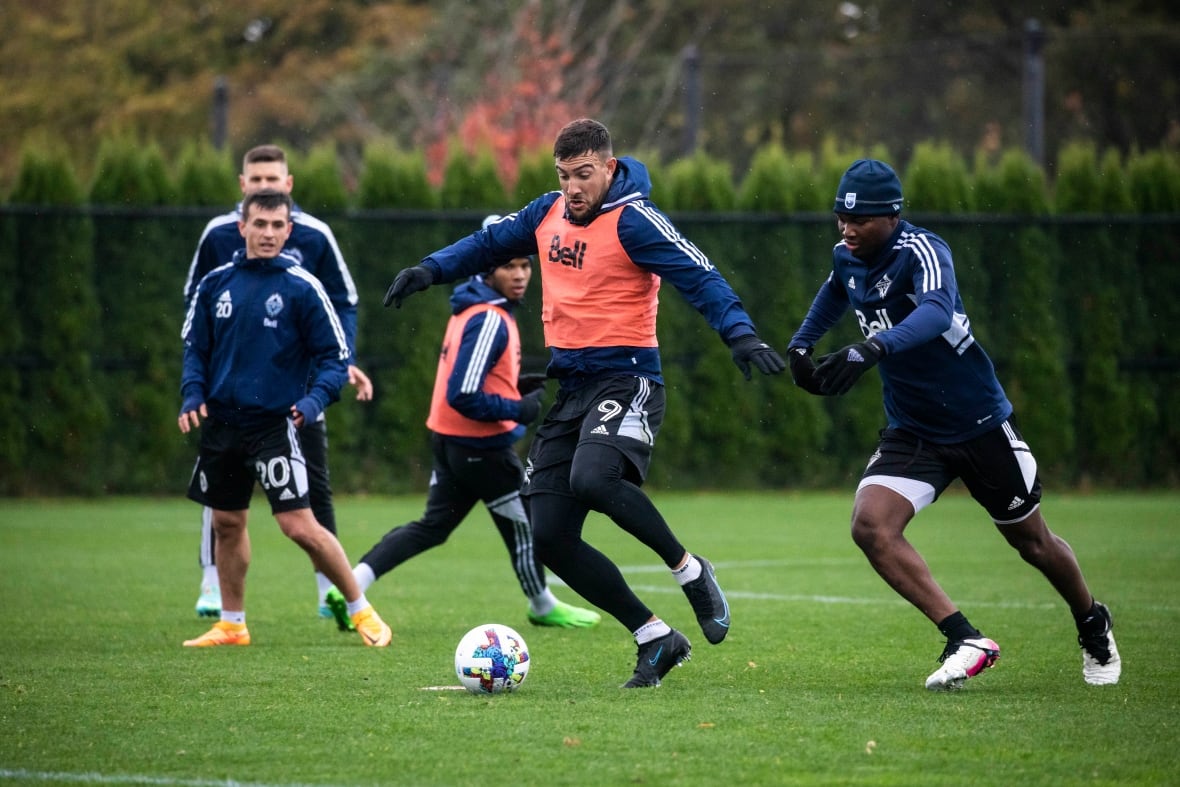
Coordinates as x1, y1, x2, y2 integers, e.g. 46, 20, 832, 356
181, 250, 350, 429
790, 219, 1012, 444
182, 202, 359, 358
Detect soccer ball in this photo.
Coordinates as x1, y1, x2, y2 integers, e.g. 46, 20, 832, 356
454, 623, 530, 694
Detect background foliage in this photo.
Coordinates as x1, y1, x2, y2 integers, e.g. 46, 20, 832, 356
1, 139, 1176, 495
1, 1, 1178, 195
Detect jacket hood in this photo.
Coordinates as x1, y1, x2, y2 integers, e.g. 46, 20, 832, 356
603, 156, 651, 211
449, 275, 513, 315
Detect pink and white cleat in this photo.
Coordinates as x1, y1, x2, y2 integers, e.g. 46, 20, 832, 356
925, 636, 1000, 691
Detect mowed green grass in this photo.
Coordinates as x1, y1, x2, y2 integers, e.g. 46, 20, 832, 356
1, 491, 1177, 786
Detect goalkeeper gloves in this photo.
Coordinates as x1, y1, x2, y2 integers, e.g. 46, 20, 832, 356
383, 265, 434, 308
814, 337, 885, 395
787, 346, 826, 396
729, 334, 787, 381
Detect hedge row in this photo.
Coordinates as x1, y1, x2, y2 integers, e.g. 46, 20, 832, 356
1, 138, 1177, 496
13, 136, 1178, 215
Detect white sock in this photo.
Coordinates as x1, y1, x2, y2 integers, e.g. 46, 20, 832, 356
315, 572, 333, 604
671, 555, 702, 586
528, 587, 559, 617
221, 610, 245, 625
346, 594, 371, 617
354, 563, 376, 593
201, 565, 219, 591
634, 619, 672, 645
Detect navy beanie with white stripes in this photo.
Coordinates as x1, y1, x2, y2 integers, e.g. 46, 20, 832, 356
834, 159, 903, 216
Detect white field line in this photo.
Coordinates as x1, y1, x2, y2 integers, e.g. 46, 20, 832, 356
0, 770, 339, 787
626, 584, 1062, 610
547, 560, 1076, 611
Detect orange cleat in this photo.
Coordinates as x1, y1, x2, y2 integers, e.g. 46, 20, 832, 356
351, 606, 392, 647
183, 620, 251, 647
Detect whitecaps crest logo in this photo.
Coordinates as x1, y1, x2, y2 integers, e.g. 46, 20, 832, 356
266, 293, 284, 317
844, 193, 857, 209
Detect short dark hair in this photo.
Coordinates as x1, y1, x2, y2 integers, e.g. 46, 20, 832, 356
553, 118, 612, 160
242, 188, 292, 219
242, 144, 287, 169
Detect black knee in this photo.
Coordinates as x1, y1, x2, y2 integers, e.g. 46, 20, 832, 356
531, 527, 561, 567
569, 443, 629, 508
526, 494, 582, 567
1011, 532, 1053, 567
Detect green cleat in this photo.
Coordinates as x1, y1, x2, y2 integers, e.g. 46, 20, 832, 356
324, 587, 355, 632
528, 600, 602, 628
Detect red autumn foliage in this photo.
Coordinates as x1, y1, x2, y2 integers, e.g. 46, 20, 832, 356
424, 3, 600, 187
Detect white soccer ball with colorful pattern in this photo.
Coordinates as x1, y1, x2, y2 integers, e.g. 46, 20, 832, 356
454, 623, 530, 694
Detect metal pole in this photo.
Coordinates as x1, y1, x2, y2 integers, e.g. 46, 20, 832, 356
1022, 19, 1045, 168
682, 45, 701, 157
212, 76, 228, 150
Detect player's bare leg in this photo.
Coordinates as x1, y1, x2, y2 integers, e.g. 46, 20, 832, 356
994, 509, 1092, 614
275, 509, 361, 600
183, 509, 252, 647
275, 509, 391, 646
996, 509, 1120, 685
850, 485, 955, 624
851, 485, 999, 690
211, 509, 251, 612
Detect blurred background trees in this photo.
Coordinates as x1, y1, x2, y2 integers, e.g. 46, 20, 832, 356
1, 1, 1177, 494
1, 0, 1176, 194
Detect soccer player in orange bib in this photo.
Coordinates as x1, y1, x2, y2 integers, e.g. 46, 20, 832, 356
384, 119, 785, 687
345, 218, 600, 631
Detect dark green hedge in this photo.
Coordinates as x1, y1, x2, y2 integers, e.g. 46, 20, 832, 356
1, 139, 1177, 495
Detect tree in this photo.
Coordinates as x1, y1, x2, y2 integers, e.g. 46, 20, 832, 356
1, 1, 1178, 207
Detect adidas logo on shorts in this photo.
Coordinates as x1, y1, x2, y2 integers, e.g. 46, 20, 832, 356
591, 425, 609, 435
1007, 495, 1025, 511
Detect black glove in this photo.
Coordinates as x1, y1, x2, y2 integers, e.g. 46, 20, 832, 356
517, 373, 549, 396
516, 389, 544, 425
383, 265, 434, 308
787, 346, 826, 396
730, 334, 787, 381
813, 337, 885, 395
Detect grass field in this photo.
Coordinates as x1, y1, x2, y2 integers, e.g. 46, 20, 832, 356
1, 491, 1177, 786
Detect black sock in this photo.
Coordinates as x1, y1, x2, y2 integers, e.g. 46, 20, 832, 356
1074, 599, 1102, 630
936, 611, 981, 642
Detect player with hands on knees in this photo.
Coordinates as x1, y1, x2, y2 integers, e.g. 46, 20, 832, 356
341, 218, 600, 632
384, 119, 784, 688
787, 158, 1120, 690
178, 189, 391, 649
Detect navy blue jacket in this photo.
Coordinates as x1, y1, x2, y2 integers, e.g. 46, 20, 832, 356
416, 157, 759, 387
790, 219, 1011, 443
181, 250, 350, 428
183, 203, 359, 358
